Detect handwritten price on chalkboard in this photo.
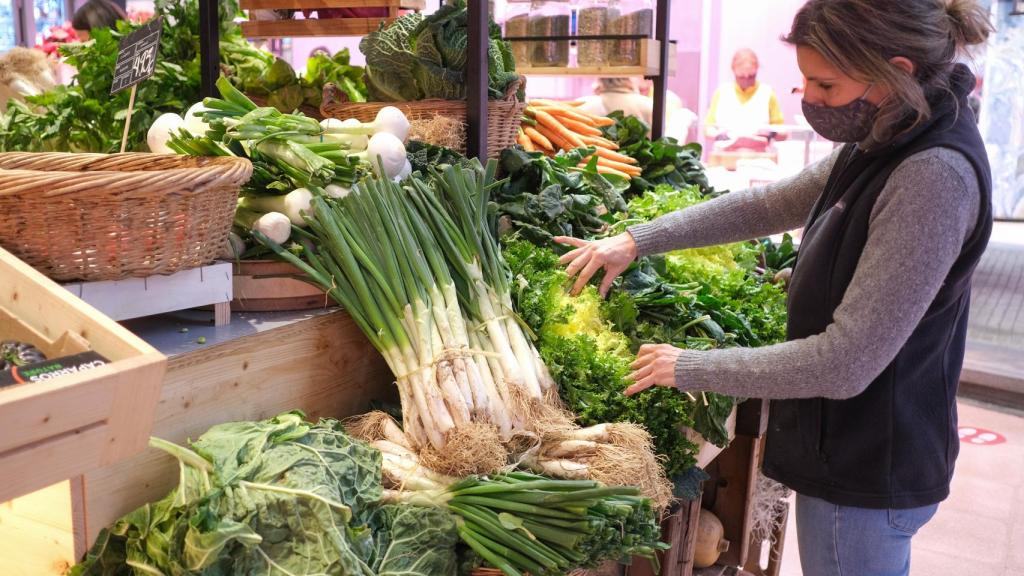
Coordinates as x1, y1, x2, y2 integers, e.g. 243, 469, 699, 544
111, 17, 163, 95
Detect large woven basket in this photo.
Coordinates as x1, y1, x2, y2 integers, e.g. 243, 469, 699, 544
0, 152, 252, 282
321, 77, 526, 159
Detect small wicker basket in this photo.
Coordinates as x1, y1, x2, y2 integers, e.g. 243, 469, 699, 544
0, 152, 252, 282
321, 77, 526, 159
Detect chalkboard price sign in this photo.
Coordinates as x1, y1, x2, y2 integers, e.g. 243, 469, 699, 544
110, 17, 163, 95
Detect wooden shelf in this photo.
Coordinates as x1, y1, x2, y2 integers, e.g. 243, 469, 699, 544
241, 17, 389, 37
515, 39, 677, 77
240, 0, 423, 10
239, 0, 424, 37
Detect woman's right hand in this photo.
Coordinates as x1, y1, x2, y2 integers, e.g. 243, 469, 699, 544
555, 233, 638, 297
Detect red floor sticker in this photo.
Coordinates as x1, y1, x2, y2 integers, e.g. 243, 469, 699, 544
958, 427, 1007, 445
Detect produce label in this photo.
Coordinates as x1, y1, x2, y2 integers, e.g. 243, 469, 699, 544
0, 351, 110, 386
111, 17, 162, 95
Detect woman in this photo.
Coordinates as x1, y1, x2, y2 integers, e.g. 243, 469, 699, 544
558, 1, 993, 574
71, 0, 127, 41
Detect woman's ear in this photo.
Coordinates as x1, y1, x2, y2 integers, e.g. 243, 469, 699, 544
889, 56, 915, 76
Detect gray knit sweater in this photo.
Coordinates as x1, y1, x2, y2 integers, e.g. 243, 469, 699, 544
627, 147, 981, 400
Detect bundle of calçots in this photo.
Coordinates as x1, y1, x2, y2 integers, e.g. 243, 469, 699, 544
256, 161, 672, 506
71, 412, 667, 576
158, 76, 410, 256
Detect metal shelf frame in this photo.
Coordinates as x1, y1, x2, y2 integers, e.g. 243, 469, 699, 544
196, 0, 671, 158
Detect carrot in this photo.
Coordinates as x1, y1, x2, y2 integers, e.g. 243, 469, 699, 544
517, 130, 535, 152
582, 164, 632, 179
529, 98, 581, 109
532, 109, 585, 148
537, 106, 598, 127
524, 126, 553, 152
557, 117, 604, 138
534, 123, 573, 152
588, 155, 643, 175
580, 135, 619, 150
591, 146, 638, 165
581, 114, 615, 127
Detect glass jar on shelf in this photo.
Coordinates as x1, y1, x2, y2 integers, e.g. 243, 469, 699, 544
504, 0, 533, 68
607, 0, 654, 67
529, 0, 571, 68
576, 0, 613, 67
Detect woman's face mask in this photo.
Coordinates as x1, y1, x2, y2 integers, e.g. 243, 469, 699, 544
802, 85, 880, 143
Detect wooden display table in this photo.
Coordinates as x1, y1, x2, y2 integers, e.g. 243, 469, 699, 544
0, 309, 392, 575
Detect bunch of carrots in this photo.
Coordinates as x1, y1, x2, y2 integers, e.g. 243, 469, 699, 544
516, 99, 643, 180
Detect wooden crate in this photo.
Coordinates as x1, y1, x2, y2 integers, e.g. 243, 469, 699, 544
0, 247, 166, 504
232, 260, 333, 312
239, 0, 426, 38
0, 309, 393, 574
63, 262, 233, 326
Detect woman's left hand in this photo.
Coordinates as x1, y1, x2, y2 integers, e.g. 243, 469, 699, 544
625, 344, 683, 396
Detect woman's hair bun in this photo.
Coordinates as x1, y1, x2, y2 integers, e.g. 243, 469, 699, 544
945, 0, 993, 48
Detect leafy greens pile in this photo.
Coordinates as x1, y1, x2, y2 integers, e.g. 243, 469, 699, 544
501, 181, 789, 481
0, 0, 367, 153
230, 48, 367, 113
71, 412, 460, 576
602, 111, 714, 198
360, 0, 520, 102
493, 147, 629, 245
0, 0, 205, 153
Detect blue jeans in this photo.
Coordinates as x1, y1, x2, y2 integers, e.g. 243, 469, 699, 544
796, 494, 938, 576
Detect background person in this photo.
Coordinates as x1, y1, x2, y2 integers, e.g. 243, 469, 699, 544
705, 48, 786, 144
71, 0, 128, 41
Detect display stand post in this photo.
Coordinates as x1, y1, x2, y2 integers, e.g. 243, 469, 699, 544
466, 1, 489, 161
651, 0, 671, 140
198, 0, 220, 98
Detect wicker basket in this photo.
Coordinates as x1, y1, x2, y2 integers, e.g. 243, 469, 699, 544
321, 77, 526, 159
0, 152, 252, 282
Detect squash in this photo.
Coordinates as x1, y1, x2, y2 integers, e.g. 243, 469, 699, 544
694, 509, 730, 568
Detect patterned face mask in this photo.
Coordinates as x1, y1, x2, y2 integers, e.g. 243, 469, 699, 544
801, 85, 880, 143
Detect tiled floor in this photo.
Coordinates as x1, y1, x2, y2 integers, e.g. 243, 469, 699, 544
777, 399, 1024, 576
969, 242, 1024, 349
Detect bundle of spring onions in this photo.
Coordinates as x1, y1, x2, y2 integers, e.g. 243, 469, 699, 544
166, 76, 412, 254
260, 162, 552, 460
385, 472, 668, 576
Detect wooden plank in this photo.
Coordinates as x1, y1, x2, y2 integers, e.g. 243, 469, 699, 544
240, 0, 423, 9
0, 247, 167, 504
710, 435, 763, 568
0, 423, 109, 505
80, 310, 393, 548
63, 262, 233, 322
241, 17, 397, 37
0, 485, 75, 576
1, 247, 156, 360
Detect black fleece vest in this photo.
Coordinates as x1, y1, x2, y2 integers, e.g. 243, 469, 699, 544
762, 65, 993, 509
